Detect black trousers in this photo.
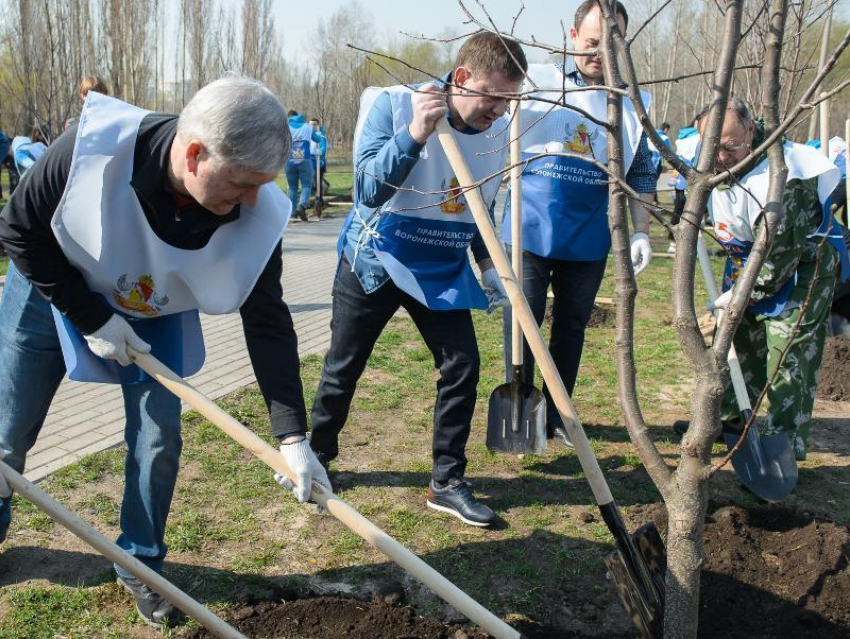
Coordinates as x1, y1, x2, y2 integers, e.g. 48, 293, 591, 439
502, 250, 607, 430
310, 256, 480, 482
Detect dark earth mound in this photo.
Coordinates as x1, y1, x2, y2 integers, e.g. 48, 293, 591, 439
629, 501, 850, 638
817, 335, 850, 401
184, 501, 850, 638
181, 596, 491, 639
544, 300, 614, 329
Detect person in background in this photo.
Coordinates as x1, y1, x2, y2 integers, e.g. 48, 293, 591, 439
65, 75, 109, 131
309, 117, 329, 210
11, 129, 48, 175
668, 116, 701, 254
501, 0, 656, 447
286, 109, 324, 222
649, 121, 671, 182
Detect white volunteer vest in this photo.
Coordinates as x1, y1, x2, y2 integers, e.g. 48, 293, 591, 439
51, 92, 290, 319
347, 84, 508, 310
519, 63, 649, 173
709, 142, 839, 244
502, 63, 650, 260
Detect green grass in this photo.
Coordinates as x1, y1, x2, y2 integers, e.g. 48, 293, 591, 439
0, 585, 122, 638
1, 181, 847, 636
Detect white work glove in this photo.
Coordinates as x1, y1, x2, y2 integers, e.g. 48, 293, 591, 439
708, 289, 733, 312
630, 232, 652, 276
275, 440, 332, 503
83, 314, 151, 366
0, 449, 11, 499
480, 267, 509, 314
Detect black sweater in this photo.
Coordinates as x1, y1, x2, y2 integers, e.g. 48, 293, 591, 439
0, 114, 307, 438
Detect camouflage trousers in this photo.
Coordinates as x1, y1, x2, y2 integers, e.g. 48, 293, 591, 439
721, 247, 838, 461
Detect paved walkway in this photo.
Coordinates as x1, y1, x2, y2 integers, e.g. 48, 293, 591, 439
19, 216, 344, 483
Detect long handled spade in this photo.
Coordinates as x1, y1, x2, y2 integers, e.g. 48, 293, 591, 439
487, 101, 546, 455
696, 237, 798, 502
129, 350, 521, 639
435, 118, 665, 638
0, 461, 245, 639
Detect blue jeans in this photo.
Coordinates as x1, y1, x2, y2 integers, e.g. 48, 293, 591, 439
0, 264, 182, 577
285, 161, 314, 209
502, 250, 607, 430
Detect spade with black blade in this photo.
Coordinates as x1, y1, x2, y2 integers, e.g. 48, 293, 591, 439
487, 102, 547, 455
437, 117, 665, 638
696, 236, 798, 502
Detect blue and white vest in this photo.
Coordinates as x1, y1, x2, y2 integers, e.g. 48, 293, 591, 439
708, 141, 849, 317
288, 123, 313, 166
500, 63, 650, 261
50, 92, 291, 383
347, 85, 508, 310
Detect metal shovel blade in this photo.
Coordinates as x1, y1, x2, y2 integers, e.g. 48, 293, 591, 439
603, 511, 665, 638
486, 368, 547, 454
724, 427, 798, 503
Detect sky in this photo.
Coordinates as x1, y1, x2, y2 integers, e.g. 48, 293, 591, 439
271, 0, 583, 66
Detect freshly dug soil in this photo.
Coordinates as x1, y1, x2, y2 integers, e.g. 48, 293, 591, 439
181, 596, 491, 639
184, 502, 850, 638
817, 336, 850, 401
544, 300, 614, 329
630, 501, 850, 638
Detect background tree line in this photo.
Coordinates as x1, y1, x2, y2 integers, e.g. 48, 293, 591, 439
0, 0, 846, 153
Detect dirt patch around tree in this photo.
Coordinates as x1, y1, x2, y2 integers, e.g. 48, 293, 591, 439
628, 501, 850, 638
817, 336, 850, 401
544, 300, 615, 329
181, 595, 491, 639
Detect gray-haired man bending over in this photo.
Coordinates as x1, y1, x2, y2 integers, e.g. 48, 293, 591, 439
0, 77, 329, 629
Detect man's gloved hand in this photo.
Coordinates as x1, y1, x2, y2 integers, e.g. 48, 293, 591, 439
481, 267, 509, 314
709, 289, 733, 312
84, 314, 150, 366
0, 449, 12, 499
275, 440, 332, 503
630, 232, 652, 276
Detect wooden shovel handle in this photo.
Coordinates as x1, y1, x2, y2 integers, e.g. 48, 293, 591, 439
695, 236, 752, 412
129, 349, 520, 639
435, 118, 614, 506
0, 461, 245, 639
509, 101, 524, 366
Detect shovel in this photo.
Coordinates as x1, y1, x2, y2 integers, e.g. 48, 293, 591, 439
696, 236, 798, 502
0, 461, 245, 639
129, 350, 521, 639
436, 118, 665, 638
487, 102, 546, 455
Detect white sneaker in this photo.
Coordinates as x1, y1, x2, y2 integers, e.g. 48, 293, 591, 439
667, 243, 676, 255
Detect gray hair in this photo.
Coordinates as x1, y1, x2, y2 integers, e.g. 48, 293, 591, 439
697, 96, 753, 128
177, 76, 290, 173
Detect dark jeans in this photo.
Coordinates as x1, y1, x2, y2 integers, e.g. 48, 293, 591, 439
502, 250, 607, 430
669, 189, 686, 240
310, 256, 480, 482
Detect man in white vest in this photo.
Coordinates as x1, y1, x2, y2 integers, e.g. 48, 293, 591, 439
307, 33, 525, 528
698, 96, 849, 462
0, 77, 330, 629
501, 0, 656, 447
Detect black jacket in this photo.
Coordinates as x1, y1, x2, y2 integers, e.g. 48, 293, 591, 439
0, 114, 307, 438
